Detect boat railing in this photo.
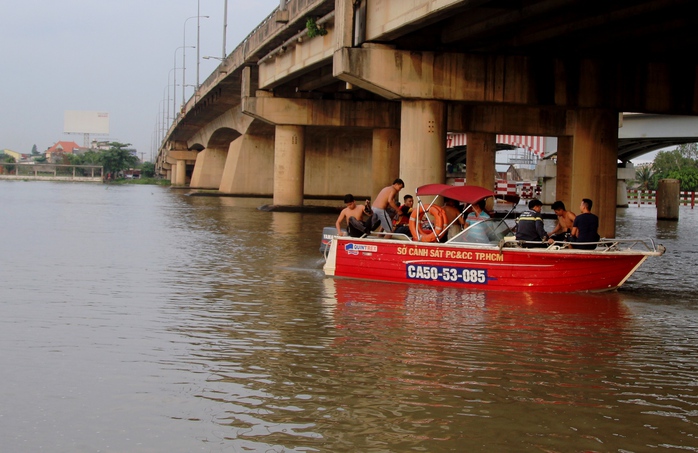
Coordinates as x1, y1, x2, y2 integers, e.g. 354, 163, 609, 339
366, 231, 413, 241
499, 237, 665, 254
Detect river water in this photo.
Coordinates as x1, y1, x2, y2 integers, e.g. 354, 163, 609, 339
1, 181, 697, 452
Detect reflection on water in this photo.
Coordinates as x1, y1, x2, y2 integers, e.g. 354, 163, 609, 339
1, 182, 698, 452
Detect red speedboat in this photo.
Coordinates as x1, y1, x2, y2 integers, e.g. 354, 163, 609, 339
323, 184, 665, 293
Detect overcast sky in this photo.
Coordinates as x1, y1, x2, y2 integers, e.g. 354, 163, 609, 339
1, 0, 280, 160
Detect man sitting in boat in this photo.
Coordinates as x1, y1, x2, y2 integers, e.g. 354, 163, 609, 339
464, 199, 491, 243
393, 194, 414, 237
335, 194, 379, 238
570, 198, 600, 249
547, 200, 576, 243
515, 199, 549, 247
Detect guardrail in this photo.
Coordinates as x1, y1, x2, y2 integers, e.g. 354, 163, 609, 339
0, 163, 103, 182
627, 189, 696, 208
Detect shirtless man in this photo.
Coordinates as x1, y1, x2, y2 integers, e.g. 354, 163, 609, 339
335, 194, 377, 237
548, 200, 576, 243
372, 178, 404, 233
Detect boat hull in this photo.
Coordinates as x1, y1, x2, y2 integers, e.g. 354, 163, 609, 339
324, 237, 651, 293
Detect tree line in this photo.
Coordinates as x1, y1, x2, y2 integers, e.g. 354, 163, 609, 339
64, 142, 155, 178
635, 143, 698, 191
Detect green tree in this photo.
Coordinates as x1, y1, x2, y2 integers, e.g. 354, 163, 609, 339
634, 165, 654, 190
101, 142, 139, 176
140, 161, 156, 178
1, 154, 16, 174
652, 143, 698, 190
31, 144, 39, 155
68, 149, 102, 166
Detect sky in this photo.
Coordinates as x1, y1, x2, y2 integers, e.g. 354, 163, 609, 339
0, 0, 281, 161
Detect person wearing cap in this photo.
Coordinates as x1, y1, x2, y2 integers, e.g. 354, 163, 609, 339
515, 199, 548, 247
335, 194, 379, 238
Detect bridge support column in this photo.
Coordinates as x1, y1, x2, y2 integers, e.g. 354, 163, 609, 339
465, 132, 496, 190
169, 165, 177, 185
190, 148, 227, 189
371, 128, 400, 199
400, 100, 446, 193
616, 163, 635, 208
273, 125, 305, 206
174, 160, 187, 186
560, 109, 619, 237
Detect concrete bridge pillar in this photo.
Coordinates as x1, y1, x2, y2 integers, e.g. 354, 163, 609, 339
465, 132, 496, 191
399, 100, 446, 193
190, 148, 227, 189
371, 128, 400, 200
616, 162, 635, 207
558, 109, 619, 237
273, 125, 305, 206
174, 160, 187, 186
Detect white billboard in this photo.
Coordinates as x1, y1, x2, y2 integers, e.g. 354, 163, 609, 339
64, 111, 109, 134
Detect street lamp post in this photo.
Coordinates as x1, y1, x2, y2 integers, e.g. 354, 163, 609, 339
158, 99, 166, 143
197, 0, 201, 88
183, 15, 208, 107
173, 46, 190, 119
223, 0, 228, 59
162, 83, 171, 130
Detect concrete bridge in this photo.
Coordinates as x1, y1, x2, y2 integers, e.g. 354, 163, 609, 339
156, 0, 698, 237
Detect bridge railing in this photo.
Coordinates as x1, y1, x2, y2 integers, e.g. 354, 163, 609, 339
627, 189, 696, 208
190, 0, 329, 112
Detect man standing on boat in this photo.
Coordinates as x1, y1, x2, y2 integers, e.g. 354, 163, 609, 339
515, 199, 548, 247
335, 194, 379, 237
372, 178, 404, 234
570, 198, 600, 249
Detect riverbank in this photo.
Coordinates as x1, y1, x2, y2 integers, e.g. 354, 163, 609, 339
106, 177, 170, 186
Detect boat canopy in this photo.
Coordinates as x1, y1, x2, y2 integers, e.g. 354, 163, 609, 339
414, 184, 452, 196
415, 184, 494, 204
415, 184, 520, 206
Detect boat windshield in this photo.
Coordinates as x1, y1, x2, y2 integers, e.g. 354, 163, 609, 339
450, 218, 514, 244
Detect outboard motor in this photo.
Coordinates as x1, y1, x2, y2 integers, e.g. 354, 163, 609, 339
320, 227, 343, 253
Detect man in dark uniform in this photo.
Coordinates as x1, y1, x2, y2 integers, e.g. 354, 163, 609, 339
515, 199, 548, 247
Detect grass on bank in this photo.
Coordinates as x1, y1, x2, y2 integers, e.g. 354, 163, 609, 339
107, 177, 171, 186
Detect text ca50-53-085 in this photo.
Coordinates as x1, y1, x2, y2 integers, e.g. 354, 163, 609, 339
406, 264, 489, 284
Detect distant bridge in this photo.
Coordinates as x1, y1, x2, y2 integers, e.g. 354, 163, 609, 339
445, 114, 698, 165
